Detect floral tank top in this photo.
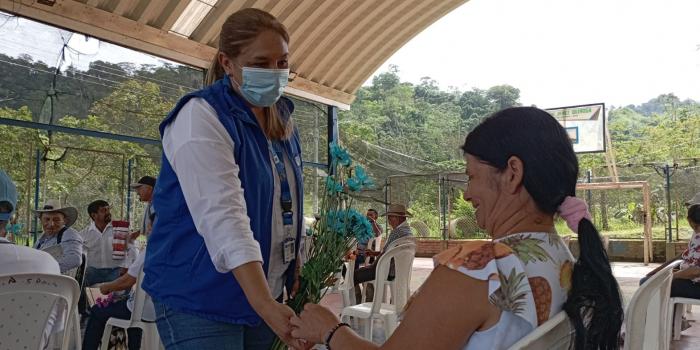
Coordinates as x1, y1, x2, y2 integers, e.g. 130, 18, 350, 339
433, 232, 575, 350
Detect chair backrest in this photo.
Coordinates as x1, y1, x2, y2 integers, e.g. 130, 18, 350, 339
128, 264, 148, 323
373, 235, 382, 251
0, 273, 80, 350
372, 243, 416, 313
624, 260, 679, 350
366, 237, 376, 251
337, 260, 356, 307
507, 311, 573, 350
384, 236, 416, 251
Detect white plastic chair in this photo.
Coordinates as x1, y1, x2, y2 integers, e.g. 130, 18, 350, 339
360, 236, 416, 303
381, 241, 415, 309
507, 311, 573, 350
0, 273, 80, 350
667, 297, 700, 341
365, 236, 383, 265
337, 260, 357, 307
624, 260, 679, 350
384, 236, 415, 251
99, 269, 162, 350
340, 243, 416, 341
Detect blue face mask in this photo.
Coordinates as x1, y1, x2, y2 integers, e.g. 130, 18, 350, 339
233, 67, 289, 107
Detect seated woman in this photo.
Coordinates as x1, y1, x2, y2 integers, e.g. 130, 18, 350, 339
672, 195, 700, 298
290, 107, 623, 349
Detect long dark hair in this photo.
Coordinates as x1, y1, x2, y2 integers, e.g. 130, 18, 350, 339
689, 205, 700, 227
461, 107, 623, 349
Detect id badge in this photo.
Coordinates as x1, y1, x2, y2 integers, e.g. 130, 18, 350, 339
282, 237, 296, 264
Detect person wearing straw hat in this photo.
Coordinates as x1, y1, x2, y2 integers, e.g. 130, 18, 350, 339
34, 199, 84, 274
353, 203, 414, 302
0, 170, 60, 275
0, 171, 64, 350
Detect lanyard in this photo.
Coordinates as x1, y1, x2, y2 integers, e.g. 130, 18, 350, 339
267, 140, 294, 235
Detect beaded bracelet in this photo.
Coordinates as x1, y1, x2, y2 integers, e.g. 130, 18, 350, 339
324, 322, 350, 349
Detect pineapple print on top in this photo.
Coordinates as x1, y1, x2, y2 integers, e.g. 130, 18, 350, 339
433, 231, 574, 345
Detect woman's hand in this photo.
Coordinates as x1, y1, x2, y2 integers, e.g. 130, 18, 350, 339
289, 303, 340, 344
259, 301, 304, 347
674, 266, 700, 280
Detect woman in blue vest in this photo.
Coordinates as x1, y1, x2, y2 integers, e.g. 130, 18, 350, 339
143, 8, 304, 350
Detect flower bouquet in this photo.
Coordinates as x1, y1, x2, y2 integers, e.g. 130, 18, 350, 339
271, 142, 375, 349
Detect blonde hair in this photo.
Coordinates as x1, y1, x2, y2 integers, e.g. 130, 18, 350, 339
206, 8, 292, 140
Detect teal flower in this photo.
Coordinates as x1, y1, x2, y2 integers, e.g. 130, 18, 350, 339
347, 209, 374, 243
326, 210, 347, 234
329, 142, 352, 167
325, 177, 343, 194
347, 165, 374, 192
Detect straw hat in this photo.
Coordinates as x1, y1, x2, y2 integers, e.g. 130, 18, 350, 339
686, 192, 700, 208
380, 204, 413, 218
34, 199, 78, 227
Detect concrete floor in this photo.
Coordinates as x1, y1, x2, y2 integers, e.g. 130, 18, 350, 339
320, 258, 700, 349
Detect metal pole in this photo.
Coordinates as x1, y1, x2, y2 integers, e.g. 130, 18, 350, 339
440, 176, 447, 241
384, 178, 389, 237
586, 169, 592, 204
313, 111, 319, 214
665, 164, 672, 242
120, 154, 125, 220
126, 158, 133, 222
327, 105, 339, 173
24, 143, 34, 244
33, 149, 40, 242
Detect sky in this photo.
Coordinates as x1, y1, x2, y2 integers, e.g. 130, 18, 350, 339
2, 0, 700, 108
0, 12, 174, 71
369, 0, 700, 108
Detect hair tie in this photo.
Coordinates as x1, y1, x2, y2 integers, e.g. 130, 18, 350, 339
558, 196, 592, 233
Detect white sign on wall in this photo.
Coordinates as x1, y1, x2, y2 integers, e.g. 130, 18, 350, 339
545, 103, 606, 153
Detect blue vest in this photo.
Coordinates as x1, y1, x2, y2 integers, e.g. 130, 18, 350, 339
143, 77, 304, 326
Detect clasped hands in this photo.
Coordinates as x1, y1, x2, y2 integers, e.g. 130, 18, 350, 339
284, 303, 342, 349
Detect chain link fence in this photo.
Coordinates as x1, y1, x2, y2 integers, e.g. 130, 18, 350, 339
375, 165, 700, 243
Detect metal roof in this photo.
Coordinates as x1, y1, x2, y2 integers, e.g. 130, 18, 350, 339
0, 0, 467, 109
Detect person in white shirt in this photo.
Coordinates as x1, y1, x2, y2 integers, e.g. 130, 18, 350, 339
79, 200, 129, 316
33, 200, 83, 274
129, 176, 155, 241
82, 247, 154, 350
0, 170, 62, 350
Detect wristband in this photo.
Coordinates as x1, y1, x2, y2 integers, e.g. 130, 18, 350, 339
324, 322, 350, 349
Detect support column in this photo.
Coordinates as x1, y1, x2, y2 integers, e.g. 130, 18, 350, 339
327, 105, 338, 165
33, 149, 40, 242
126, 158, 133, 222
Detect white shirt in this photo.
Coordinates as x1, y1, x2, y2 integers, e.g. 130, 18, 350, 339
80, 222, 130, 269
141, 202, 154, 236
266, 146, 298, 297
162, 98, 263, 273
0, 237, 63, 349
126, 249, 155, 322
0, 237, 60, 275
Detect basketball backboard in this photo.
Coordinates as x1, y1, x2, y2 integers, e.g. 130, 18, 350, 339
545, 103, 606, 153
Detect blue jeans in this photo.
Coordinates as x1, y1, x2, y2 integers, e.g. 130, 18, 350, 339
82, 299, 143, 350
85, 267, 122, 286
80, 267, 122, 315
154, 301, 276, 350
